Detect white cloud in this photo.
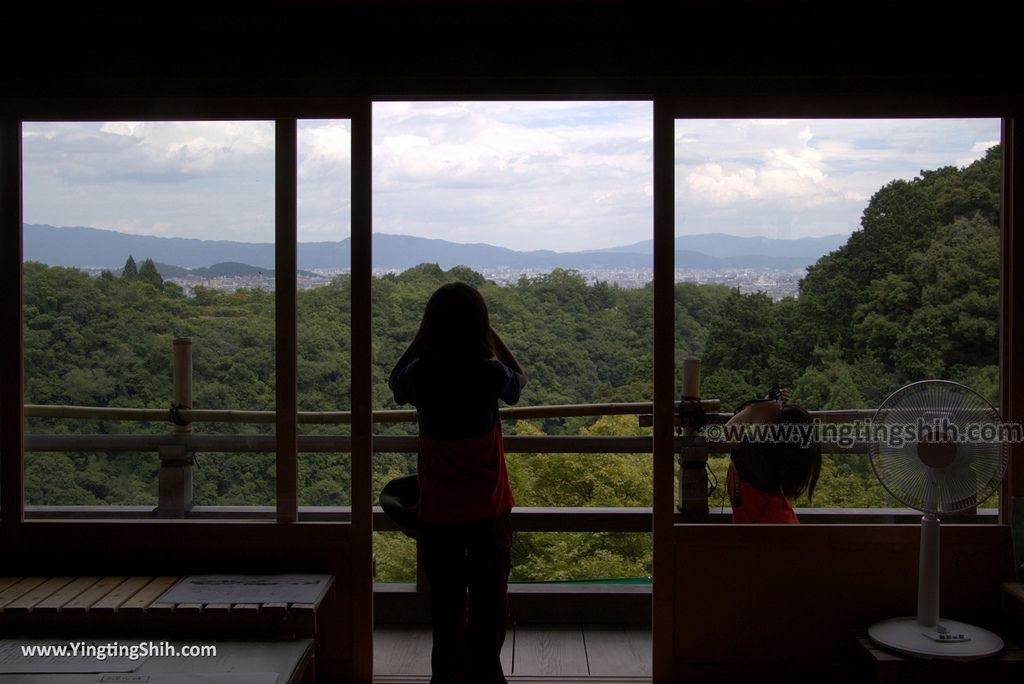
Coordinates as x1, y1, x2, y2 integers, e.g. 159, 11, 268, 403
957, 139, 1000, 167
370, 102, 653, 250
95, 121, 274, 175
23, 121, 276, 241
673, 118, 1000, 238
686, 164, 760, 203
20, 109, 1000, 250
297, 120, 352, 242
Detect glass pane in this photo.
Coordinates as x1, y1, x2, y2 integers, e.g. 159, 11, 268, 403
22, 121, 276, 513
673, 118, 1002, 518
373, 101, 653, 581
296, 119, 353, 510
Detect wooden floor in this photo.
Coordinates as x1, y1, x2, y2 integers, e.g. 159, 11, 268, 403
374, 626, 652, 683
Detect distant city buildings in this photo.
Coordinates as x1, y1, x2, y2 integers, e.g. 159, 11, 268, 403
82, 265, 804, 300
674, 268, 803, 300
469, 266, 803, 300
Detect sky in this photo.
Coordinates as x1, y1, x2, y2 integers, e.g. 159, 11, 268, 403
21, 104, 1000, 252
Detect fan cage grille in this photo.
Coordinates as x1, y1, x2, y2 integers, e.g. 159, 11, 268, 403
868, 381, 1008, 514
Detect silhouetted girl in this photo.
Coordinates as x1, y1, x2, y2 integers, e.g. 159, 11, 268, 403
389, 282, 525, 684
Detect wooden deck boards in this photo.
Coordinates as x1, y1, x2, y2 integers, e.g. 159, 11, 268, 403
375, 628, 434, 676
584, 627, 652, 678
374, 626, 651, 681
515, 626, 590, 677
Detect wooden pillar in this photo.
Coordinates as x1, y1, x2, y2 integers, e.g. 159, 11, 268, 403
651, 97, 676, 683
0, 119, 23, 526
1002, 115, 1024, 575
276, 119, 299, 523
350, 100, 374, 684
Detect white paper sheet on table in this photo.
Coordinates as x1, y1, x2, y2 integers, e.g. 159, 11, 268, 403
158, 574, 332, 605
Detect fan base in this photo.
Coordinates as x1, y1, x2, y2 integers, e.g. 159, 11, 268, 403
869, 617, 1004, 660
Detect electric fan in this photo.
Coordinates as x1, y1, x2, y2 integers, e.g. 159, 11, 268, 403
868, 380, 1009, 659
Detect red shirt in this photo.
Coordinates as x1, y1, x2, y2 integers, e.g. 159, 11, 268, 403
727, 452, 799, 524
416, 420, 516, 522
390, 357, 521, 523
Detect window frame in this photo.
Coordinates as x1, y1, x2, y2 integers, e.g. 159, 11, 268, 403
1, 96, 1019, 684
6, 97, 1013, 522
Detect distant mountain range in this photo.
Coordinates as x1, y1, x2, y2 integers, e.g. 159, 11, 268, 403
23, 224, 848, 273
594, 234, 848, 260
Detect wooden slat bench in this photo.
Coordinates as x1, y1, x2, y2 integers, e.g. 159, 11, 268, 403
0, 575, 333, 641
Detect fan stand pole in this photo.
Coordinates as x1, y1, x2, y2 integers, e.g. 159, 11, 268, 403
870, 510, 1004, 659
917, 513, 940, 628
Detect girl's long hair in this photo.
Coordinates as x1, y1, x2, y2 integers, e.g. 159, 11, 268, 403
770, 405, 822, 503
414, 282, 494, 363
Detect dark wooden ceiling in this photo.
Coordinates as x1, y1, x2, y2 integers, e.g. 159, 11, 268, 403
2, 1, 1020, 102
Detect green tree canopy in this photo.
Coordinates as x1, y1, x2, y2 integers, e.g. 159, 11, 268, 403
138, 258, 163, 287
121, 255, 138, 280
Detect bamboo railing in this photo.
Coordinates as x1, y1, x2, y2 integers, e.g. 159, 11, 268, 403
26, 403, 883, 425
19, 340, 919, 518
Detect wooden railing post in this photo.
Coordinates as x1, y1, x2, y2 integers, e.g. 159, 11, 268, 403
157, 338, 194, 517
677, 358, 709, 517
157, 445, 193, 517
172, 337, 192, 435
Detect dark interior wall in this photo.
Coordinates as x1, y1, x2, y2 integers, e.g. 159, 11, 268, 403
0, 521, 351, 577
2, 1, 1020, 101
672, 524, 1015, 680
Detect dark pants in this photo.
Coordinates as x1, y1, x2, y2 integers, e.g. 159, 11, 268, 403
417, 513, 512, 684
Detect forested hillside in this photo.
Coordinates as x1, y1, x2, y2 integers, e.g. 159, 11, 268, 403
22, 146, 1001, 580
702, 145, 1001, 413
